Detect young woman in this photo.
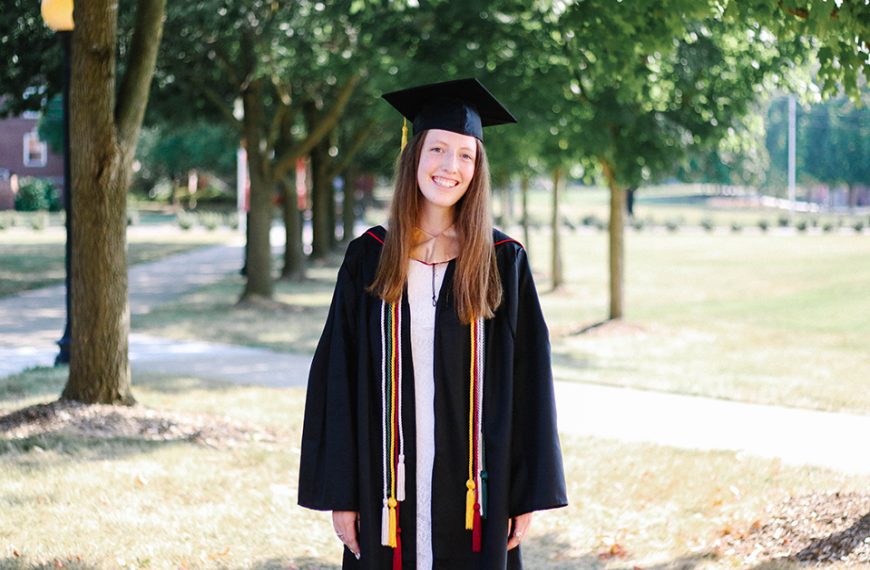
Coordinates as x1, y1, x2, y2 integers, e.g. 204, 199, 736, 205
298, 78, 567, 570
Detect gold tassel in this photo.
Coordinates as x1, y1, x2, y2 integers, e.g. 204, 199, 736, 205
465, 479, 476, 530
400, 118, 408, 152
388, 497, 398, 547
381, 499, 390, 546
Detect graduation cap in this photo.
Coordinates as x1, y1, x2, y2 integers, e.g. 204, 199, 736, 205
381, 78, 517, 143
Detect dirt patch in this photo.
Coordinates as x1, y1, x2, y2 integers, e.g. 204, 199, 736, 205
0, 399, 275, 448
716, 492, 870, 565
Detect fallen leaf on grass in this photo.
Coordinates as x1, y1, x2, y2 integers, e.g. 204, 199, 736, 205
598, 543, 628, 559
208, 547, 231, 560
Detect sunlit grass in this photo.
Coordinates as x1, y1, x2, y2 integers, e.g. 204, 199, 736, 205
2, 367, 868, 569
0, 225, 240, 298
133, 223, 870, 413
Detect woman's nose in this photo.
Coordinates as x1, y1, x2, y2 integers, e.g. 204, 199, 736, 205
442, 151, 459, 172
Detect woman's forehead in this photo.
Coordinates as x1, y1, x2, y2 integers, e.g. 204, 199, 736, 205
424, 129, 478, 151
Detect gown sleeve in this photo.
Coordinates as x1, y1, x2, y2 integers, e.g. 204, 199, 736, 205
298, 253, 361, 511
508, 247, 568, 517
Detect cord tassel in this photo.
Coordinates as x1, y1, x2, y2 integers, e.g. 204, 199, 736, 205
472, 503, 482, 552
480, 470, 488, 519
381, 499, 390, 546
400, 118, 408, 152
388, 497, 398, 548
396, 454, 406, 502
392, 523, 403, 570
465, 479, 476, 530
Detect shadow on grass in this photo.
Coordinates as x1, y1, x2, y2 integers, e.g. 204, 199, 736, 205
0, 431, 193, 462
0, 366, 67, 404
135, 373, 241, 394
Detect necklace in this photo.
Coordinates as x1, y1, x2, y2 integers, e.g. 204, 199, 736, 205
431, 263, 438, 307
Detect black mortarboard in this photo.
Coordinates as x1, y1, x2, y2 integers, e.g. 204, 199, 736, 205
381, 78, 517, 142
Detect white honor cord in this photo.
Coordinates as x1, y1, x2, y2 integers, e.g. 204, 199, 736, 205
380, 300, 388, 501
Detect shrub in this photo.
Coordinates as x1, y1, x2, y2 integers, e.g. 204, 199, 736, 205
665, 219, 680, 232
777, 214, 790, 227
730, 221, 743, 233
631, 218, 645, 231
0, 213, 9, 230
757, 219, 770, 232
15, 177, 54, 212
226, 213, 240, 230
854, 221, 865, 233
199, 212, 221, 231
581, 214, 601, 227
177, 211, 195, 230
700, 218, 715, 232
795, 219, 808, 232
127, 210, 140, 227
29, 212, 49, 230
822, 222, 835, 233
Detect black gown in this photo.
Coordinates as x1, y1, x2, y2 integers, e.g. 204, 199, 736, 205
298, 225, 567, 570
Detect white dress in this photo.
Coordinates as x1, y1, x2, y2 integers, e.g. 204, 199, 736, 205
407, 259, 447, 570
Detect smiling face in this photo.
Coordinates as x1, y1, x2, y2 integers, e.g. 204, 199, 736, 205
416, 129, 478, 218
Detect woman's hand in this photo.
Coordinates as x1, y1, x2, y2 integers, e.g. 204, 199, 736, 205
332, 510, 361, 560
507, 512, 533, 551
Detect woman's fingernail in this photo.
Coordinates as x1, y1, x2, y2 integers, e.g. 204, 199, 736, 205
354, 552, 361, 560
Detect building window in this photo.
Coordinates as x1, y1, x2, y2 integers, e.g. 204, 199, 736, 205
23, 130, 47, 167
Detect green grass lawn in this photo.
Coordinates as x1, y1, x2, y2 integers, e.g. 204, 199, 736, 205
0, 225, 240, 298
2, 367, 868, 569
132, 223, 870, 414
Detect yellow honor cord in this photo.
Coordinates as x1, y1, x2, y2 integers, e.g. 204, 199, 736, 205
466, 322, 476, 530
401, 118, 408, 152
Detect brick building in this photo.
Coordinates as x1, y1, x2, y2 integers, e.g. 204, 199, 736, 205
0, 112, 64, 210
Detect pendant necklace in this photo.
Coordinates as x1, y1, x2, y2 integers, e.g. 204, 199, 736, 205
431, 263, 438, 307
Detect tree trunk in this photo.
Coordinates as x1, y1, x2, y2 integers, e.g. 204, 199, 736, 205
550, 167, 563, 290
310, 137, 332, 259
601, 158, 625, 320
521, 174, 530, 249
63, 0, 165, 404
280, 176, 305, 280
343, 164, 358, 242
240, 79, 274, 300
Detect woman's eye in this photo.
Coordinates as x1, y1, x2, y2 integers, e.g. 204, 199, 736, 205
430, 147, 443, 153
462, 153, 474, 161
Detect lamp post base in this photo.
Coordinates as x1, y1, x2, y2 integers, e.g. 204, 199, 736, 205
55, 324, 71, 365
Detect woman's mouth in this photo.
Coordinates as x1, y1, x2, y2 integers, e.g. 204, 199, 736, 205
432, 176, 459, 188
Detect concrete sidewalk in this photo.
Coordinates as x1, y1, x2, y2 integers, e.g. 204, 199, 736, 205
0, 242, 244, 376
2, 240, 869, 475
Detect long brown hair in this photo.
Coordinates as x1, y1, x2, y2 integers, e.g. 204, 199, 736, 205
368, 130, 502, 323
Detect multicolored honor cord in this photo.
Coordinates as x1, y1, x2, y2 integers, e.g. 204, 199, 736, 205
381, 299, 486, 557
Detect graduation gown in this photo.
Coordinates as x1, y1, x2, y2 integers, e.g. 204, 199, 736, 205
298, 225, 567, 569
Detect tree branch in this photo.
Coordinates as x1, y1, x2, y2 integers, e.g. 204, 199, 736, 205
201, 86, 243, 132
274, 73, 361, 179
327, 119, 377, 179
115, 0, 166, 153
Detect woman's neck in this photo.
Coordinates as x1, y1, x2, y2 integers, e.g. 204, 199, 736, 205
417, 204, 455, 236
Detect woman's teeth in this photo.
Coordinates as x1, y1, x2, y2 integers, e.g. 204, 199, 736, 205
433, 176, 458, 188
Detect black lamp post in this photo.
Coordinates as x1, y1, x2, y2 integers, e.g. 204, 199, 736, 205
41, 0, 74, 365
